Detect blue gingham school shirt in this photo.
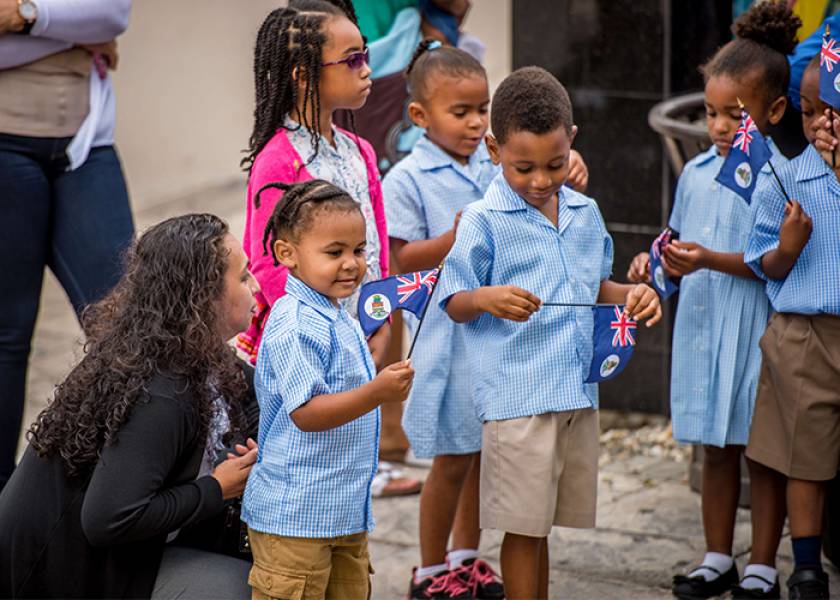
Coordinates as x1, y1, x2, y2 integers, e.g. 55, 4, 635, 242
438, 173, 614, 422
667, 143, 782, 447
746, 143, 840, 316
242, 276, 380, 538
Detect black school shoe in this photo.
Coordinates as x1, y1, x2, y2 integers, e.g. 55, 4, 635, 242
787, 567, 829, 600
730, 574, 781, 599
672, 563, 738, 599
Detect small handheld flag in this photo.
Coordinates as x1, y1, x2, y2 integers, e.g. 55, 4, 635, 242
649, 228, 678, 299
820, 25, 840, 109
585, 305, 637, 383
714, 108, 772, 204
357, 268, 439, 337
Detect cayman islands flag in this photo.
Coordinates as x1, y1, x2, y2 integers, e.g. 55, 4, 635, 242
357, 268, 440, 336
714, 109, 771, 204
820, 25, 840, 109
649, 228, 678, 299
585, 305, 637, 383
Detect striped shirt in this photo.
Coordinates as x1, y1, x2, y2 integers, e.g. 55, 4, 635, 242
242, 276, 380, 538
745, 144, 840, 315
438, 174, 613, 421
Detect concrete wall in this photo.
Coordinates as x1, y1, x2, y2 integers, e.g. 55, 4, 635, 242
112, 1, 512, 213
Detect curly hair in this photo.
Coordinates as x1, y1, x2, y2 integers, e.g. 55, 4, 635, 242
490, 66, 574, 144
702, 0, 800, 103
255, 179, 361, 261
406, 38, 486, 102
242, 0, 362, 172
28, 214, 249, 478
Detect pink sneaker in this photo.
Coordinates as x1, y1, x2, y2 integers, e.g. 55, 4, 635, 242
407, 567, 473, 599
455, 558, 505, 599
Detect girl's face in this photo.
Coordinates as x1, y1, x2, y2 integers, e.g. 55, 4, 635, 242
274, 208, 367, 304
318, 15, 372, 111
216, 233, 260, 342
800, 66, 829, 145
704, 73, 785, 156
408, 73, 490, 164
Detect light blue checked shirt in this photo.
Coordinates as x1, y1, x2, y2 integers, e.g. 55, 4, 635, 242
438, 174, 614, 422
383, 136, 498, 456
746, 144, 840, 315
241, 276, 380, 538
667, 143, 781, 447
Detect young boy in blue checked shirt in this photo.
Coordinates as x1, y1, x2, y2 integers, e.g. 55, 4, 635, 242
241, 179, 414, 600
439, 66, 662, 600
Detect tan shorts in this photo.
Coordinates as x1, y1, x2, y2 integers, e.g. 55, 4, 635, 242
480, 408, 599, 537
746, 312, 840, 481
247, 529, 373, 600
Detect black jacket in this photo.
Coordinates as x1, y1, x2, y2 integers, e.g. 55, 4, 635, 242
0, 364, 258, 599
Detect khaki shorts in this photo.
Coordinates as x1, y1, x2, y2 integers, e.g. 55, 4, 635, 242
480, 408, 599, 537
247, 529, 373, 600
746, 312, 840, 481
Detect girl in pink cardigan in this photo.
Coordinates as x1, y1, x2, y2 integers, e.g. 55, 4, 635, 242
237, 3, 390, 366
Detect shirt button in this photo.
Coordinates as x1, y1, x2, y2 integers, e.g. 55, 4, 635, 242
703, 227, 711, 235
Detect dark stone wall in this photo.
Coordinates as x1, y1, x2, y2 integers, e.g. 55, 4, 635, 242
512, 0, 732, 413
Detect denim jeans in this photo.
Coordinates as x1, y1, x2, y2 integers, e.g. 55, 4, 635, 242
0, 133, 134, 490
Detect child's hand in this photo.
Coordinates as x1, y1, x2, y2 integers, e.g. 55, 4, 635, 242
624, 284, 661, 327
475, 285, 542, 321
814, 109, 840, 171
626, 252, 651, 283
661, 240, 707, 276
778, 199, 812, 261
372, 360, 415, 404
212, 443, 258, 500
567, 149, 589, 192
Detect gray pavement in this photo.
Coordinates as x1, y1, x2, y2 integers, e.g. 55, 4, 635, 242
19, 181, 840, 598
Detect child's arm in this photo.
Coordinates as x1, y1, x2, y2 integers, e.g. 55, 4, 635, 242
598, 281, 662, 327
445, 286, 542, 323
390, 211, 461, 273
661, 241, 758, 280
759, 200, 812, 279
290, 361, 414, 432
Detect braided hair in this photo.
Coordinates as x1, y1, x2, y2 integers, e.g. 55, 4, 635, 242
243, 1, 360, 172
406, 38, 486, 102
256, 180, 362, 264
702, 0, 800, 103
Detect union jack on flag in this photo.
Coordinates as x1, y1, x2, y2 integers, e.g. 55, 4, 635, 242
822, 32, 840, 73
733, 113, 757, 155
610, 306, 637, 347
820, 25, 840, 109
396, 270, 438, 304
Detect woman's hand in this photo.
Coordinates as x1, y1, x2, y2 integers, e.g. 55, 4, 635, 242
661, 240, 708, 276
624, 284, 661, 327
367, 321, 391, 371
212, 441, 258, 500
626, 252, 651, 283
77, 40, 118, 78
567, 149, 589, 193
0, 0, 25, 35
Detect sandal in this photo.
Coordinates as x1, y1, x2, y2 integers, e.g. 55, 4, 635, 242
371, 461, 423, 498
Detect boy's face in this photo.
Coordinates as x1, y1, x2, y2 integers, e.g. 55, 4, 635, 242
704, 73, 785, 157
274, 208, 367, 304
486, 125, 577, 212
316, 15, 372, 111
408, 73, 490, 164
800, 67, 829, 146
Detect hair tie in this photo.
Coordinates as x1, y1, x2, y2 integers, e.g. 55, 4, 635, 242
428, 40, 442, 50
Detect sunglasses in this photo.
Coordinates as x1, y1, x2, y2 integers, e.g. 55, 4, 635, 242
322, 48, 369, 71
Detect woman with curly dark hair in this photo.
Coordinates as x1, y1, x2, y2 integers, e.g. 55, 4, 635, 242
0, 213, 262, 599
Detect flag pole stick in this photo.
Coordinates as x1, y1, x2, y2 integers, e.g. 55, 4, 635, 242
406, 262, 444, 361
832, 107, 837, 169
766, 159, 792, 205
542, 302, 611, 307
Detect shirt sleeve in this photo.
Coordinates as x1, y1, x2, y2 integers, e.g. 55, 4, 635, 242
744, 175, 786, 279
668, 168, 689, 234
0, 36, 71, 69
383, 167, 428, 242
438, 207, 493, 307
263, 322, 332, 415
32, 0, 132, 44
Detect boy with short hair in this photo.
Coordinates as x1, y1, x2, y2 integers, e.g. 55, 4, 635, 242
438, 66, 661, 600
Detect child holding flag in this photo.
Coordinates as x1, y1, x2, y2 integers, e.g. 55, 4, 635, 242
439, 66, 660, 600
626, 2, 799, 597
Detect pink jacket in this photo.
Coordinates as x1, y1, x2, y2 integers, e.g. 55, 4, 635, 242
236, 127, 389, 362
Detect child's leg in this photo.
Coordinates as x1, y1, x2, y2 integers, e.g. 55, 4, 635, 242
449, 453, 481, 552
788, 478, 826, 540
325, 532, 371, 600
418, 453, 474, 568
500, 532, 545, 600
701, 444, 743, 555
746, 457, 787, 567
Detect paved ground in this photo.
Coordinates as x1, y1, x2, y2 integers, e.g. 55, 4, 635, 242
19, 182, 840, 598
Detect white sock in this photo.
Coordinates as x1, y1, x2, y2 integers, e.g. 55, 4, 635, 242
415, 563, 448, 582
740, 564, 778, 592
447, 548, 479, 569
689, 552, 734, 581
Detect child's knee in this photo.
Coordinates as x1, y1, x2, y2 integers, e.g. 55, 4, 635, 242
432, 454, 474, 481
703, 445, 741, 468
